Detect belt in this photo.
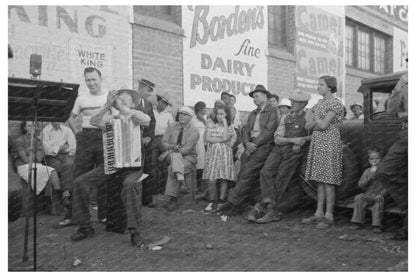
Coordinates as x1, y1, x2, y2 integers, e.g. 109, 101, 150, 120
82, 128, 101, 132
154, 135, 164, 138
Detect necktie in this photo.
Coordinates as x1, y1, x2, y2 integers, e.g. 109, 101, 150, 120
138, 99, 144, 111
177, 127, 184, 146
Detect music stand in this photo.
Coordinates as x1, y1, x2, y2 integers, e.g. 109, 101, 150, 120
8, 77, 79, 271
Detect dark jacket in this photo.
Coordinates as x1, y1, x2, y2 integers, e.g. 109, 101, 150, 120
242, 102, 278, 147
135, 98, 155, 139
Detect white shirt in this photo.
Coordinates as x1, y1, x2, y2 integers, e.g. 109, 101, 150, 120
71, 92, 108, 128
42, 124, 76, 156
153, 108, 174, 136
232, 110, 242, 129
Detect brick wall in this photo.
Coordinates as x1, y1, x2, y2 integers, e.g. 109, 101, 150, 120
132, 7, 184, 115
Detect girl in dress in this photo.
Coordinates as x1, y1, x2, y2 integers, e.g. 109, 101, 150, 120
302, 76, 344, 228
203, 106, 236, 212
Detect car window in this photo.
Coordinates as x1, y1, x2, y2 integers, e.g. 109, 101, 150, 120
369, 92, 396, 121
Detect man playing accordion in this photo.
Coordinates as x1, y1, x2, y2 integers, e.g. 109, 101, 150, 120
70, 89, 150, 247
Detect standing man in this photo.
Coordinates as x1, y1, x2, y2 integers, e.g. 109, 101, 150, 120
70, 89, 150, 246
251, 90, 312, 223
221, 91, 231, 106
229, 94, 241, 129
376, 68, 408, 240
68, 67, 109, 224
152, 95, 174, 194
162, 107, 199, 211
42, 122, 76, 226
134, 79, 157, 207
218, 85, 279, 215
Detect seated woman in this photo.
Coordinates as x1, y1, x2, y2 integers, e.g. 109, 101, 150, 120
12, 121, 62, 215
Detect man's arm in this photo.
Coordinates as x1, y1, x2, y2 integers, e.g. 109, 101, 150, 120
142, 102, 156, 143
387, 74, 407, 115
179, 128, 199, 156
161, 124, 175, 151
68, 113, 78, 135
66, 127, 76, 156
252, 109, 279, 147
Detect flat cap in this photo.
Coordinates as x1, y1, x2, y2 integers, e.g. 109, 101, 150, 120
288, 89, 311, 102
178, 106, 194, 117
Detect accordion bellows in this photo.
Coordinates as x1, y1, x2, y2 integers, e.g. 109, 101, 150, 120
103, 118, 142, 175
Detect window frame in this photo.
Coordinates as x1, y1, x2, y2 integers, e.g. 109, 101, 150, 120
268, 5, 288, 49
346, 19, 389, 74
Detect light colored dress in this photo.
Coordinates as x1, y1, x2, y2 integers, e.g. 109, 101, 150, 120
202, 120, 236, 181
305, 97, 344, 186
192, 117, 206, 170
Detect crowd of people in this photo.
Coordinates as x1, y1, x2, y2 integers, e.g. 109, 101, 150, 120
10, 66, 408, 248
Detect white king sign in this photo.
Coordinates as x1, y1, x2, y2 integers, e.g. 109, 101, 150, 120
182, 5, 268, 111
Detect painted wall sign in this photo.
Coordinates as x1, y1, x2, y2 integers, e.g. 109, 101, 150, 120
370, 5, 408, 24
8, 5, 132, 95
295, 6, 345, 107
393, 26, 408, 72
182, 5, 268, 111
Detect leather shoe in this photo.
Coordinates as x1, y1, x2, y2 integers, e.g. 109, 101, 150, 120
256, 209, 280, 224
70, 227, 95, 241
217, 201, 232, 212
145, 202, 157, 208
166, 197, 177, 211
130, 230, 144, 247
53, 218, 73, 229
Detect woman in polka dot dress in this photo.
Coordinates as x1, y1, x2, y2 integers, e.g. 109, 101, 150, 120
302, 75, 344, 229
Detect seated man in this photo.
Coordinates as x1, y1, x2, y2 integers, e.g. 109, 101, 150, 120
70, 89, 150, 247
250, 90, 312, 223
218, 85, 279, 215
376, 69, 408, 240
162, 106, 199, 211
42, 122, 76, 227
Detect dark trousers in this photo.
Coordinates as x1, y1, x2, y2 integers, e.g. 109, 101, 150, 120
71, 164, 143, 230
228, 143, 273, 208
74, 129, 106, 220
142, 136, 162, 205
45, 153, 74, 219
376, 129, 408, 228
45, 153, 74, 191
260, 144, 307, 208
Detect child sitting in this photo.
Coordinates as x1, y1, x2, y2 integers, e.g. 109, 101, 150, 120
350, 147, 386, 233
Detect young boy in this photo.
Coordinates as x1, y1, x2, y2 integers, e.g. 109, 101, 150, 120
350, 147, 386, 233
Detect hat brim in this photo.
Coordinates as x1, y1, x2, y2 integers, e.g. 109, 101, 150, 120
117, 89, 139, 104
157, 96, 172, 106
249, 89, 270, 98
350, 104, 362, 109
138, 80, 154, 91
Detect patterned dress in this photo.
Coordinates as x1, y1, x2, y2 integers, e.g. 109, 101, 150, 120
202, 121, 236, 181
305, 97, 344, 186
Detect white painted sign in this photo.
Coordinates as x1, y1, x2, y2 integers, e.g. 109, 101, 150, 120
8, 5, 132, 94
393, 26, 408, 72
182, 5, 268, 111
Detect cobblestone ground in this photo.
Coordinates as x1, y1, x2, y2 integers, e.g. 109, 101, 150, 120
8, 194, 407, 271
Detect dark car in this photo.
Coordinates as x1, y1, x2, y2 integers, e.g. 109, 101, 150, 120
300, 70, 408, 214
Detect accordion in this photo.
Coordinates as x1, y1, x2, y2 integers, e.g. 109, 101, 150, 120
103, 118, 142, 175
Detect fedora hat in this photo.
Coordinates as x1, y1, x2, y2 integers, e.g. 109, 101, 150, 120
157, 95, 172, 106
249, 84, 270, 98
288, 89, 311, 102
138, 79, 155, 91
